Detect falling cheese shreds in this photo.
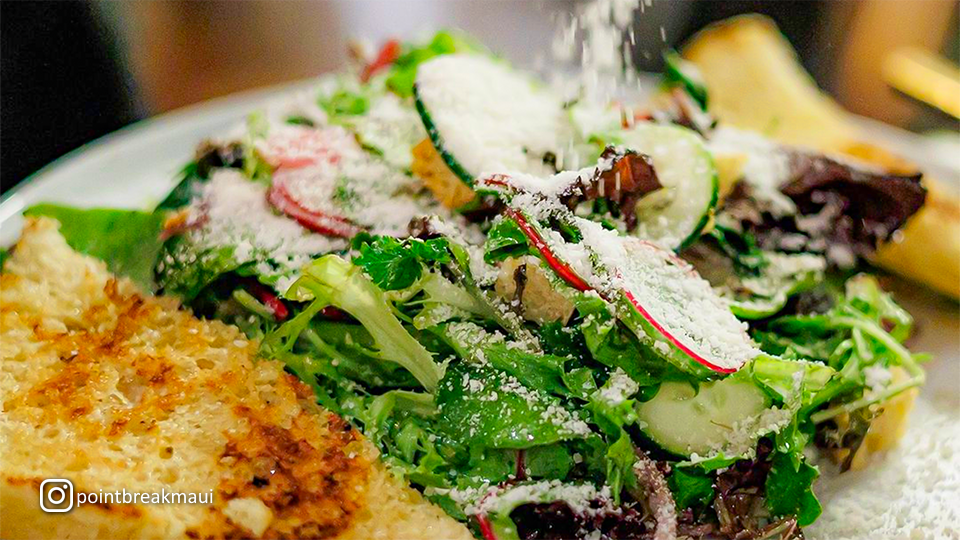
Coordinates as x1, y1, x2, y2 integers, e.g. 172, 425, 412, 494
808, 403, 960, 540
708, 126, 797, 216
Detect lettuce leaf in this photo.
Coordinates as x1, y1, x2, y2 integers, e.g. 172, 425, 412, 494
24, 204, 165, 290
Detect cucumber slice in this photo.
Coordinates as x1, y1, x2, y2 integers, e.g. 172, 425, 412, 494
414, 54, 569, 186
605, 124, 718, 250
636, 376, 771, 457
727, 253, 825, 319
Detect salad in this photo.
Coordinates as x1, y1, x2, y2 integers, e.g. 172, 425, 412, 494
12, 28, 931, 540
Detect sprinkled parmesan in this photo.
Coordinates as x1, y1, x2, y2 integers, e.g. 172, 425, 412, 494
439, 480, 615, 518
708, 126, 796, 216
808, 402, 960, 539
173, 170, 345, 292
597, 368, 639, 406
416, 54, 571, 177
260, 124, 442, 236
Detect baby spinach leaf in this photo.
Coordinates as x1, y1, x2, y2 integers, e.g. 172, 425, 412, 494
436, 362, 586, 450
668, 467, 714, 510
24, 204, 165, 290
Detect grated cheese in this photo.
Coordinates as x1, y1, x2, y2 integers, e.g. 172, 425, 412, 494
808, 403, 960, 539
416, 54, 571, 177
178, 170, 346, 292
708, 126, 797, 216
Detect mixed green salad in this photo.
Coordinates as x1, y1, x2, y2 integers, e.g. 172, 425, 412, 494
13, 32, 930, 540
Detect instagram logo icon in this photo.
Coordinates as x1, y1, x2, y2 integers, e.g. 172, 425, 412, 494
39, 479, 74, 513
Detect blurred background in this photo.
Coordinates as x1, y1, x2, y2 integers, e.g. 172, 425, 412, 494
2, 0, 958, 192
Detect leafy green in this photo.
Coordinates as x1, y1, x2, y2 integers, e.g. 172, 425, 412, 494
385, 30, 481, 98
525, 444, 574, 479
283, 254, 445, 391
437, 322, 569, 397
155, 236, 244, 301
436, 361, 586, 450
757, 274, 925, 425
353, 236, 451, 290
662, 51, 708, 110
319, 89, 370, 117
668, 467, 715, 510
24, 204, 165, 290
0, 248, 9, 272
576, 294, 680, 386
484, 217, 530, 264
765, 451, 822, 526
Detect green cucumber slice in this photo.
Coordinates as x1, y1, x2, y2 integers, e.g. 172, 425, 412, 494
636, 376, 771, 457
605, 124, 718, 250
413, 54, 570, 186
727, 253, 825, 319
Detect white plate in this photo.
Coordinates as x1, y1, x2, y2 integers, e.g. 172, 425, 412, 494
1, 80, 957, 538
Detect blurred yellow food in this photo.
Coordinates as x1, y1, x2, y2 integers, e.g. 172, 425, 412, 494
683, 14, 960, 300
830, 368, 920, 471
682, 15, 855, 151
883, 47, 960, 119
411, 139, 476, 209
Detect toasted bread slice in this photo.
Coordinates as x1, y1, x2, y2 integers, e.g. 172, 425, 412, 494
0, 218, 471, 540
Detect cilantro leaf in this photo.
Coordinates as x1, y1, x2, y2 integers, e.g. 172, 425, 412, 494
765, 451, 822, 526
353, 236, 450, 290
668, 467, 715, 510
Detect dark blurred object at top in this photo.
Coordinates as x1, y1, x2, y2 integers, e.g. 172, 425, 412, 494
1, 1, 140, 192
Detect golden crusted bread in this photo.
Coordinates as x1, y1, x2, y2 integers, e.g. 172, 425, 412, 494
0, 218, 471, 540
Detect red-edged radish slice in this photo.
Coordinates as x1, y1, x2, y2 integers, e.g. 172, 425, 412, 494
603, 236, 755, 375
244, 279, 290, 321
258, 126, 350, 169
503, 208, 593, 293
267, 179, 363, 238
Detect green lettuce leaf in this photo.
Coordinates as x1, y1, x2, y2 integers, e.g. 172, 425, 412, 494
24, 204, 165, 290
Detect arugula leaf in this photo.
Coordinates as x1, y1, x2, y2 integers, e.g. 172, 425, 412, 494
436, 362, 586, 450
765, 451, 822, 526
0, 248, 9, 272
24, 205, 165, 290
668, 467, 714, 510
353, 236, 451, 290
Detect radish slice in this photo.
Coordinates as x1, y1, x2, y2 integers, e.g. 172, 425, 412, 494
267, 180, 363, 238
504, 209, 592, 292
485, 173, 756, 376
361, 39, 401, 82
257, 126, 349, 169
